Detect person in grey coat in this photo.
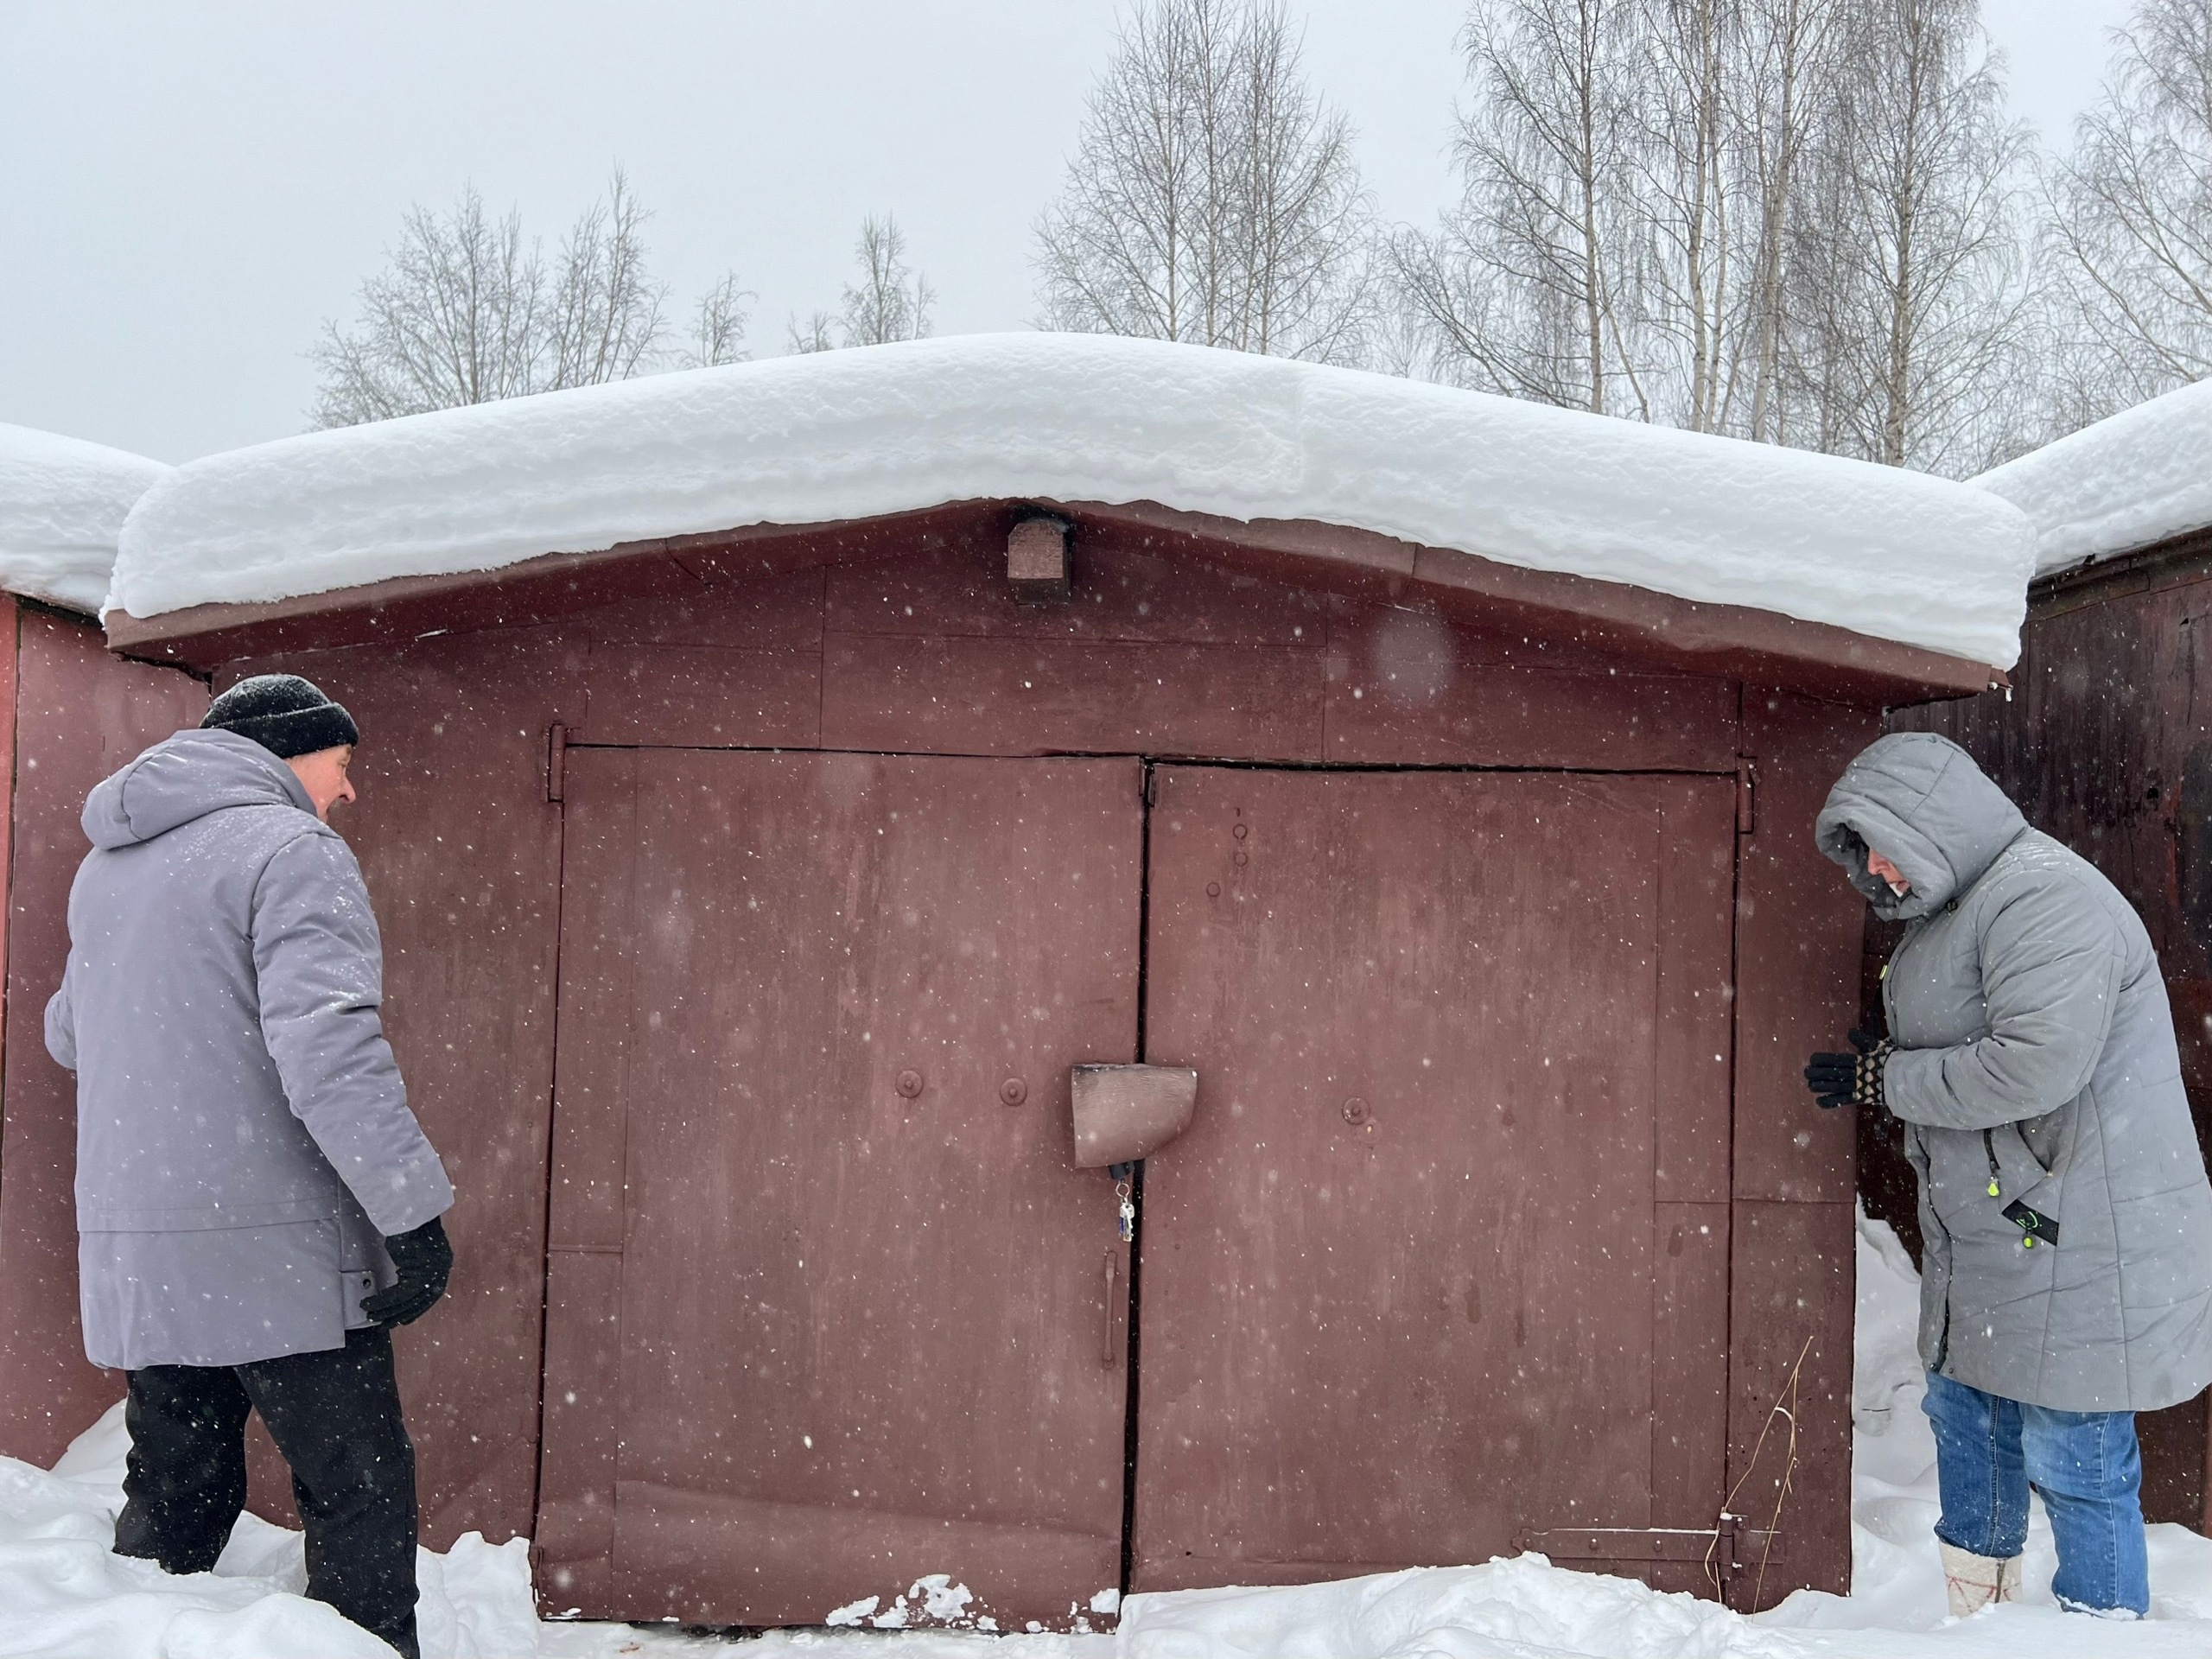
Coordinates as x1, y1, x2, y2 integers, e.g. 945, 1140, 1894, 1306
1808, 730, 2212, 1619
44, 674, 454, 1659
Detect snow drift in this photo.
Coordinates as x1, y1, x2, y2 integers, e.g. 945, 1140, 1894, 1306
0, 423, 169, 615
1975, 378, 2212, 577
112, 334, 2034, 668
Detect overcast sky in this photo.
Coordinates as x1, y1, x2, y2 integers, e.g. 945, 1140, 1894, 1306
0, 0, 2144, 464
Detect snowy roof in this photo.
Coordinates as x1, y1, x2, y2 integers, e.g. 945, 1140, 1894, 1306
114, 334, 2034, 667
1975, 378, 2212, 578
0, 423, 170, 615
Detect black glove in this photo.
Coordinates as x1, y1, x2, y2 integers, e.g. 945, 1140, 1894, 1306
1805, 1027, 1892, 1110
362, 1215, 453, 1327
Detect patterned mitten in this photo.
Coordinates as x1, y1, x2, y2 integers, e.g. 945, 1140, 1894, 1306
1804, 1028, 1892, 1110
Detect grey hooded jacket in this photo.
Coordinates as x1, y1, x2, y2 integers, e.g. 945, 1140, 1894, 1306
1817, 731, 2212, 1412
44, 728, 452, 1370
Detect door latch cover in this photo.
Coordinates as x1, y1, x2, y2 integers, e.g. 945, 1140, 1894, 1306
1071, 1064, 1198, 1166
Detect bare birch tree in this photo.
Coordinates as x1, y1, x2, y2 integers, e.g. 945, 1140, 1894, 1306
840, 215, 935, 346
1397, 0, 2033, 472
1732, 0, 1843, 443
785, 215, 935, 353
786, 312, 839, 355
1403, 0, 1815, 431
1796, 0, 2036, 470
2044, 0, 2212, 420
1637, 0, 1751, 432
1634, 0, 1843, 435
314, 173, 752, 424
685, 273, 754, 369
547, 170, 671, 389
311, 188, 548, 427
1034, 0, 1376, 361
1395, 0, 1654, 414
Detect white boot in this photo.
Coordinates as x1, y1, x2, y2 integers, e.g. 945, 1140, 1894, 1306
1940, 1541, 2023, 1616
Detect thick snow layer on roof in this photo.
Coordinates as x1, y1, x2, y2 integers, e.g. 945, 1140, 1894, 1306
116, 334, 2033, 666
0, 423, 169, 614
1976, 378, 2212, 577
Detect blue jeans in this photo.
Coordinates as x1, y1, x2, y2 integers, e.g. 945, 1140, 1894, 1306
1922, 1370, 2148, 1616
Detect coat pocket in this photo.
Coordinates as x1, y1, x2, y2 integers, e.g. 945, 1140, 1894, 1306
2013, 1102, 2075, 1179
1989, 1124, 2065, 1249
1923, 1127, 2006, 1238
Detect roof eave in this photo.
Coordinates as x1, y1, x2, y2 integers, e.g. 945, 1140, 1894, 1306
104, 498, 2004, 705
2026, 522, 2212, 622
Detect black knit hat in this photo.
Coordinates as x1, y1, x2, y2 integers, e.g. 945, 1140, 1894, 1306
201, 674, 360, 760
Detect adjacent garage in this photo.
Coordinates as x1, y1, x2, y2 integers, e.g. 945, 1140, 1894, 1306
0, 425, 204, 1468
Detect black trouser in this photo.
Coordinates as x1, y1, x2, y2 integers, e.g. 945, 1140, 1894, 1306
115, 1325, 420, 1659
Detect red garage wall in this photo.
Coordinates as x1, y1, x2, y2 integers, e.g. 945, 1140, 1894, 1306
0, 601, 206, 1466
191, 522, 1878, 1612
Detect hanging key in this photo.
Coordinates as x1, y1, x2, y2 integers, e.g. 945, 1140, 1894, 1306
1106, 1160, 1138, 1244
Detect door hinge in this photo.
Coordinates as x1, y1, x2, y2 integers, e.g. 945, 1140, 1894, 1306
1735, 759, 1756, 835
547, 723, 569, 804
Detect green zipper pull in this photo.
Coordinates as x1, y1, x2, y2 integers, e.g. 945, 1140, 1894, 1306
1988, 1179, 2000, 1197
1983, 1128, 2001, 1199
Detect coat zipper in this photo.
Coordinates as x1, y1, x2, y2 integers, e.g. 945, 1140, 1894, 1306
1983, 1128, 2001, 1198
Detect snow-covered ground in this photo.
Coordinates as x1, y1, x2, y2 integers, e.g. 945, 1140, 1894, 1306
3, 1208, 2207, 1657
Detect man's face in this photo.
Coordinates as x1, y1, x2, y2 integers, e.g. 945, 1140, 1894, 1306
1866, 849, 1910, 896
286, 746, 357, 822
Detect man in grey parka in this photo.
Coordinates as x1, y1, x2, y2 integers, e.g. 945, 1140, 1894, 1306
1809, 730, 2212, 1619
45, 674, 454, 1659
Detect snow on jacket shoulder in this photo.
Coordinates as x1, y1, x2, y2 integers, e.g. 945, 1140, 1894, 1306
1815, 730, 2212, 1412
46, 728, 452, 1368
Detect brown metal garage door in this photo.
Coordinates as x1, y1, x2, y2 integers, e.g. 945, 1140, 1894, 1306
534, 749, 1145, 1629
534, 753, 1739, 1620
1133, 766, 1738, 1592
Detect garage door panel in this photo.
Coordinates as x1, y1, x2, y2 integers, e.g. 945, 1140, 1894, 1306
609, 754, 1136, 1517
1656, 778, 1738, 1204
544, 751, 640, 1251
542, 749, 1141, 1628
1135, 766, 1732, 1585
1653, 1199, 1732, 1529
534, 1247, 622, 1612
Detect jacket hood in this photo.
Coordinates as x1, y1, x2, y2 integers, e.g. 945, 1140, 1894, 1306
83, 728, 317, 850
1814, 732, 2026, 920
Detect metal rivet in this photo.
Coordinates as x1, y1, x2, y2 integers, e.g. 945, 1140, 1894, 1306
895, 1070, 925, 1098
999, 1077, 1028, 1107
1206, 881, 1222, 898
1232, 823, 1249, 840
1232, 850, 1249, 866
1343, 1097, 1372, 1127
